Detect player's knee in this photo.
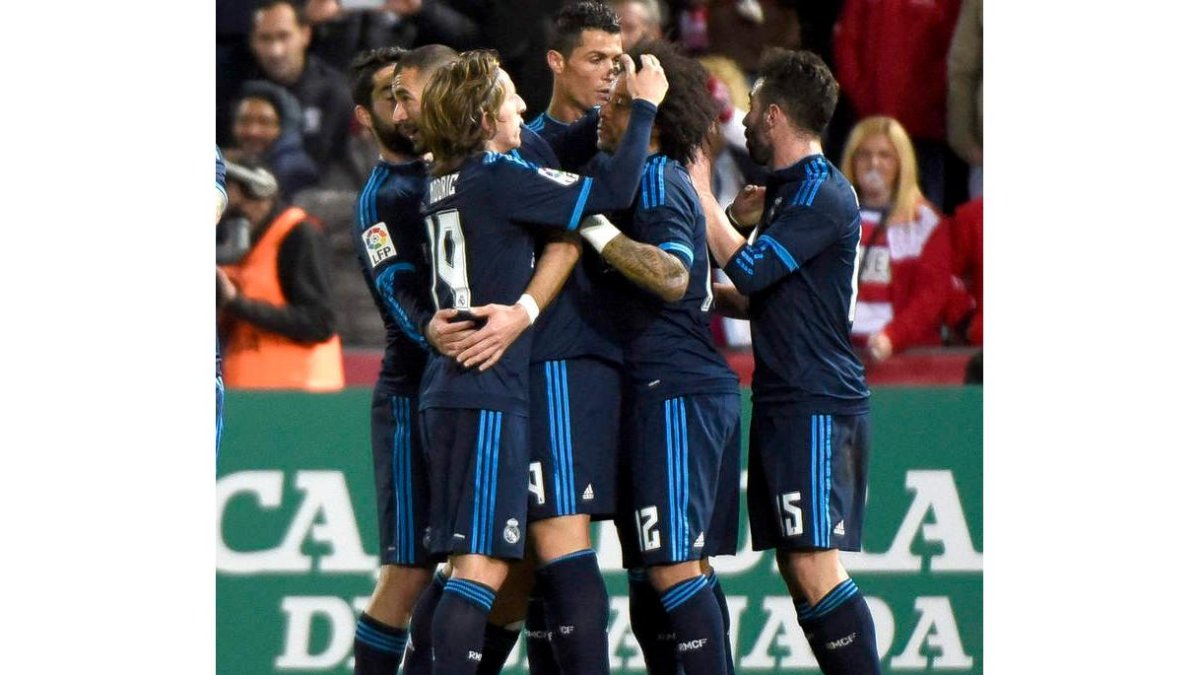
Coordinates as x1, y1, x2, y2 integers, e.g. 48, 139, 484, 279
451, 554, 511, 592
529, 514, 592, 563
645, 560, 703, 592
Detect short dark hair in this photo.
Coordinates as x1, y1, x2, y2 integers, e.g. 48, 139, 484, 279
549, 1, 620, 56
253, 0, 306, 27
349, 47, 407, 107
756, 48, 839, 136
395, 44, 460, 78
627, 39, 717, 163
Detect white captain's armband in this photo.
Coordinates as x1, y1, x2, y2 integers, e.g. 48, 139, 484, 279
536, 167, 581, 186
362, 223, 397, 267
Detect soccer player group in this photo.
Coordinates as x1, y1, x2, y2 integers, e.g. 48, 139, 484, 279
345, 3, 880, 675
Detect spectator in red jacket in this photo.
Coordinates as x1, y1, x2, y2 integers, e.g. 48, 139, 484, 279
841, 116, 955, 363
947, 196, 982, 346
833, 0, 964, 212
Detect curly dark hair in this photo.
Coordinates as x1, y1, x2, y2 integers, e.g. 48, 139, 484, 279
549, 1, 621, 55
626, 39, 718, 163
756, 48, 839, 136
349, 46, 408, 108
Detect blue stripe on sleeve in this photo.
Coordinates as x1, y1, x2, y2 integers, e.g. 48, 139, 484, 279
758, 234, 798, 272
374, 265, 428, 348
659, 242, 694, 267
566, 177, 594, 230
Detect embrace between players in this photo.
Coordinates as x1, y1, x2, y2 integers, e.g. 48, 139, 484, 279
346, 4, 881, 675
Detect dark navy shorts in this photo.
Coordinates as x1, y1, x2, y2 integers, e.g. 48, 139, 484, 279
421, 407, 530, 560
528, 357, 621, 521
616, 391, 741, 568
370, 388, 438, 566
747, 407, 870, 552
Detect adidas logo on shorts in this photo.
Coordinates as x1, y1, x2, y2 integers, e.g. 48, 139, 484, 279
693, 532, 705, 548
583, 484, 594, 500
834, 520, 845, 536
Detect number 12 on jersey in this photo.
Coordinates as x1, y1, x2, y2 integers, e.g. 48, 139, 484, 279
425, 209, 472, 309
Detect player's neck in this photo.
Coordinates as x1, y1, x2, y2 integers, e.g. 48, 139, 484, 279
770, 135, 823, 171
379, 147, 417, 165
546, 92, 587, 124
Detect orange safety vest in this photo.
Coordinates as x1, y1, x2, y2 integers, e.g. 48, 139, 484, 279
219, 206, 344, 391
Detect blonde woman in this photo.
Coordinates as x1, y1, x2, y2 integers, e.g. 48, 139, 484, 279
841, 115, 955, 362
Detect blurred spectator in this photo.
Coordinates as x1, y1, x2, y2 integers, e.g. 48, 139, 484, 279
946, 0, 982, 199
608, 0, 666, 49
947, 196, 982, 346
248, 0, 356, 178
217, 0, 260, 149
832, 0, 964, 212
705, 0, 800, 77
697, 54, 767, 186
675, 1, 711, 53
301, 0, 485, 74
226, 80, 322, 200
483, 0, 563, 117
217, 160, 345, 391
840, 116, 954, 363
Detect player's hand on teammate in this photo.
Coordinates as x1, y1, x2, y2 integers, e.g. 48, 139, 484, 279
622, 54, 669, 107
686, 147, 715, 199
425, 308, 479, 357
452, 303, 533, 371
729, 184, 766, 228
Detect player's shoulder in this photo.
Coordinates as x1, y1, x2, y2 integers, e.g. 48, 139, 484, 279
778, 157, 856, 218
483, 151, 585, 189
638, 155, 697, 211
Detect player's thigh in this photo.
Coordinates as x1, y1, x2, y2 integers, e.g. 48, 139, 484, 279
747, 407, 870, 552
616, 391, 740, 569
527, 357, 621, 522
371, 388, 438, 566
421, 407, 531, 561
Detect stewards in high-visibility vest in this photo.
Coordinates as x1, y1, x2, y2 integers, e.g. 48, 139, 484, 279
217, 160, 344, 391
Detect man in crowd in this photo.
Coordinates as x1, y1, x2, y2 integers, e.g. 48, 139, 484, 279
249, 0, 355, 175
216, 160, 344, 391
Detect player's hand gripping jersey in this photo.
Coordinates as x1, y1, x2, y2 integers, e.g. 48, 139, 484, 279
419, 99, 659, 415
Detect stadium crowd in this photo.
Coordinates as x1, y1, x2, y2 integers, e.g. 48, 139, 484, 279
217, 0, 982, 377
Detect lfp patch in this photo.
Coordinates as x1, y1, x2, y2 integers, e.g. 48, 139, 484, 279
362, 223, 396, 267
537, 167, 580, 186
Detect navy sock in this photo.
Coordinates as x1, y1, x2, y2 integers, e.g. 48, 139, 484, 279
795, 579, 882, 675
627, 570, 676, 675
660, 575, 728, 675
432, 578, 496, 675
525, 579, 560, 675
476, 621, 521, 675
354, 612, 408, 675
705, 571, 735, 675
402, 570, 446, 675
537, 550, 611, 675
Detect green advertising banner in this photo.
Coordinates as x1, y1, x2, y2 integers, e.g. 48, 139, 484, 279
217, 387, 982, 673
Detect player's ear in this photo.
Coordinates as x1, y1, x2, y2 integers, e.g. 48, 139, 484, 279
546, 49, 565, 75
353, 104, 372, 130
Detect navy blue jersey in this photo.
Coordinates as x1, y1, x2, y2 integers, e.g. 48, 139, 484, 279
720, 154, 869, 412
513, 124, 560, 169
215, 146, 227, 207
601, 154, 739, 400
527, 108, 601, 173
518, 119, 623, 366
419, 100, 656, 414
354, 159, 434, 395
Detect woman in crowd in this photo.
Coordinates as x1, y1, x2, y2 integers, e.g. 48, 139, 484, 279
840, 115, 962, 362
